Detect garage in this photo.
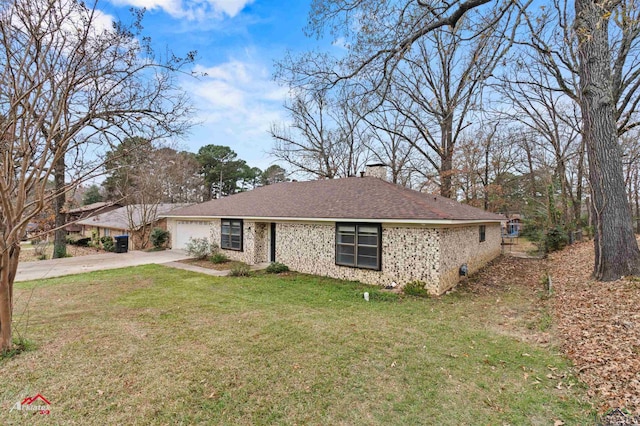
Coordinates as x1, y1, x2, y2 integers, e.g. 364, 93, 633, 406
173, 220, 213, 250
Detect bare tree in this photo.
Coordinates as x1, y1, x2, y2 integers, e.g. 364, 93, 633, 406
298, 0, 640, 280
388, 24, 513, 197
270, 89, 369, 178
497, 64, 584, 228
361, 102, 417, 186
0, 0, 193, 351
514, 0, 640, 277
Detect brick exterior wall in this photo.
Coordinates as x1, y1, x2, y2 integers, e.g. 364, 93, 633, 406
438, 224, 502, 294
172, 218, 502, 295
209, 219, 270, 265
274, 222, 501, 295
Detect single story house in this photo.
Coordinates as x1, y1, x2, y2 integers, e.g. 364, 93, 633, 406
77, 203, 191, 250
163, 166, 505, 295
64, 202, 123, 233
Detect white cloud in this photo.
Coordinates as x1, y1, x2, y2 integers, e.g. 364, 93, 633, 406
108, 0, 253, 20
181, 58, 288, 168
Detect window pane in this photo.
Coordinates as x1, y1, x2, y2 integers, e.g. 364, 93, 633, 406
221, 224, 230, 234
357, 255, 378, 268
338, 225, 355, 233
231, 226, 242, 236
338, 233, 355, 244
221, 235, 231, 248
357, 234, 377, 246
358, 245, 377, 257
358, 226, 378, 234
231, 235, 241, 248
337, 244, 355, 255
337, 253, 355, 265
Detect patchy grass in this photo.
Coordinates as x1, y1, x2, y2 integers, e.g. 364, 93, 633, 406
1, 264, 593, 424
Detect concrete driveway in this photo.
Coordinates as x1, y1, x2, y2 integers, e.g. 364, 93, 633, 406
15, 250, 191, 282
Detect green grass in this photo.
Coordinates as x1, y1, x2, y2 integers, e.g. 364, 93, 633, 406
1, 265, 593, 425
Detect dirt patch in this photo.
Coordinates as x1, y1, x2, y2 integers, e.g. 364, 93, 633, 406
549, 239, 640, 415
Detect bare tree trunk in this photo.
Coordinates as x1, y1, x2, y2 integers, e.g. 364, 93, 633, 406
53, 155, 67, 258
635, 169, 640, 234
576, 0, 640, 280
440, 117, 454, 198
574, 138, 585, 229
0, 244, 20, 351
483, 141, 490, 211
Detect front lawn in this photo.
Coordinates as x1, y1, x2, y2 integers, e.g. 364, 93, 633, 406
1, 265, 592, 424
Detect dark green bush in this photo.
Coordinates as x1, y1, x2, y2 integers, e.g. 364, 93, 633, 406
66, 235, 91, 246
150, 228, 170, 249
403, 280, 431, 298
210, 252, 229, 264
265, 262, 289, 273
101, 236, 115, 252
545, 226, 569, 253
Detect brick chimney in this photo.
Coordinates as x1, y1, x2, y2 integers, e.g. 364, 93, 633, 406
364, 163, 388, 181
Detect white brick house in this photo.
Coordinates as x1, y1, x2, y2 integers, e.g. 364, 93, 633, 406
163, 169, 505, 295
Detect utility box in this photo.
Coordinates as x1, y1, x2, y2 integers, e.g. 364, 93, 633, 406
114, 235, 129, 253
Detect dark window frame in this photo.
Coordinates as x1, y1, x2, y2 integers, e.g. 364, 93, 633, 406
335, 222, 382, 271
221, 219, 243, 251
479, 225, 486, 243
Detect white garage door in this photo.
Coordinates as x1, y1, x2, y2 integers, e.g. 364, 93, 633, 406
175, 220, 213, 250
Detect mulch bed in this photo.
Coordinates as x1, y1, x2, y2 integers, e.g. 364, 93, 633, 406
549, 240, 640, 417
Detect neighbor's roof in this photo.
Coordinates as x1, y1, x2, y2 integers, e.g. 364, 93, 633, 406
78, 203, 192, 230
163, 177, 505, 223
65, 201, 121, 214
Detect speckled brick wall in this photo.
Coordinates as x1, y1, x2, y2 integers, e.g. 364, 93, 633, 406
171, 218, 501, 295
253, 222, 269, 263
274, 223, 446, 292
438, 224, 502, 294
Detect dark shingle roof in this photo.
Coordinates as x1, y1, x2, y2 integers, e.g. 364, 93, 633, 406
164, 177, 504, 222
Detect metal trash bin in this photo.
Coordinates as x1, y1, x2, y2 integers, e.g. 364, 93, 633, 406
114, 235, 129, 253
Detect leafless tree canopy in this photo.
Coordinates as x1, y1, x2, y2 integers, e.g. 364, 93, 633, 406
272, 0, 640, 280
0, 0, 193, 351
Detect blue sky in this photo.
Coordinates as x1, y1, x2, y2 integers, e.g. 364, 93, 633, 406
98, 0, 328, 171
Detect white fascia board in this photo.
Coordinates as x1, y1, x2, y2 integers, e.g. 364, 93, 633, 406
162, 215, 504, 226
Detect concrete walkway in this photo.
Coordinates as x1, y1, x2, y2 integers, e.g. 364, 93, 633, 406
15, 250, 192, 282
163, 261, 271, 276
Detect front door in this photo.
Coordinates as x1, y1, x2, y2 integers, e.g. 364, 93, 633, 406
270, 223, 276, 262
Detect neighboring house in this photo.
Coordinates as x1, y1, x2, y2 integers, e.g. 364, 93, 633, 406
163, 165, 505, 295
64, 202, 122, 234
505, 214, 522, 236
77, 203, 191, 250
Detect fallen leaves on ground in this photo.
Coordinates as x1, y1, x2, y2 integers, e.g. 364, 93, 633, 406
550, 240, 640, 415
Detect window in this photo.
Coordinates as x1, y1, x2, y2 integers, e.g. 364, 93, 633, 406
221, 219, 243, 251
104, 228, 110, 237
479, 225, 486, 243
336, 223, 381, 270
